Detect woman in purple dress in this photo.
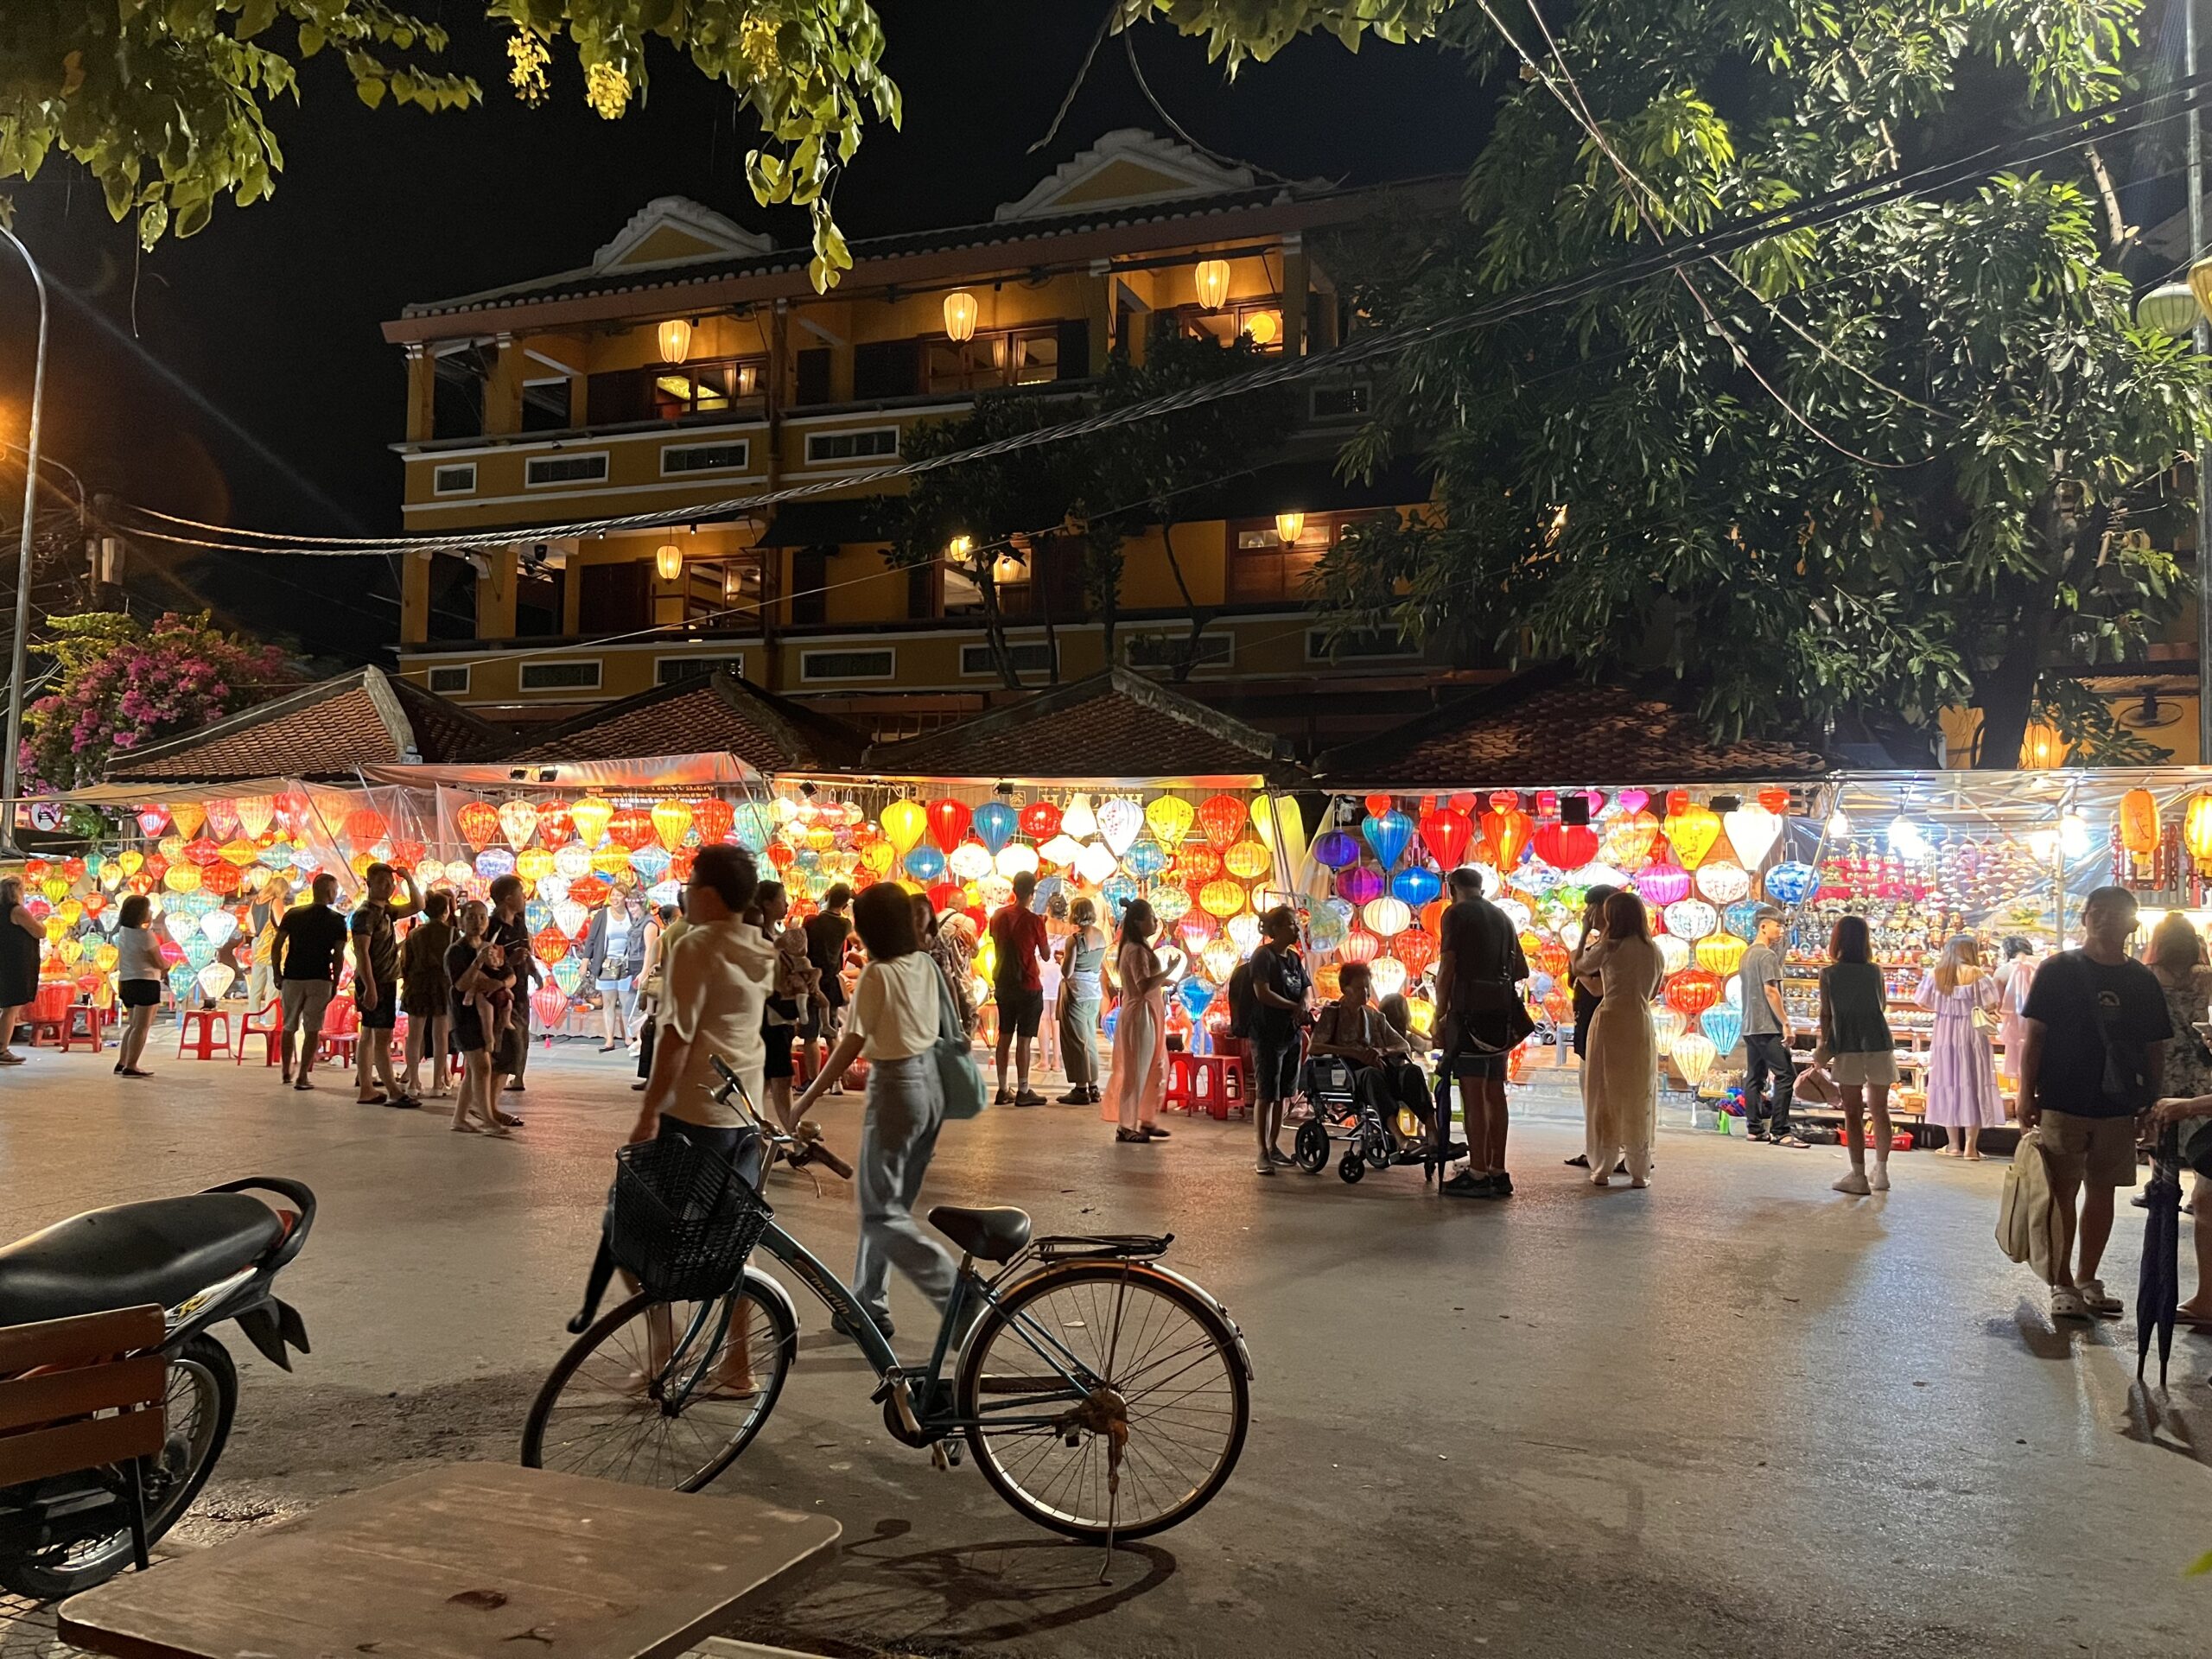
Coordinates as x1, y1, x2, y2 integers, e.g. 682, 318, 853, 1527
1916, 934, 2004, 1159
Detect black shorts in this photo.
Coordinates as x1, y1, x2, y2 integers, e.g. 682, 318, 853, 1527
119, 980, 161, 1009
1251, 1035, 1300, 1103
359, 996, 397, 1033
995, 983, 1043, 1039
762, 1019, 795, 1080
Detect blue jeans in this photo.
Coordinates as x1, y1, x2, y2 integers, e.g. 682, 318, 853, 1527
855, 1052, 958, 1327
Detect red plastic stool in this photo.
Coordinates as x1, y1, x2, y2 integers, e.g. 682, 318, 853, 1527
175, 1008, 233, 1060
64, 1002, 109, 1052
1166, 1052, 1249, 1120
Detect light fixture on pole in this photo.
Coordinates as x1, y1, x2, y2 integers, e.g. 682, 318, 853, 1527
655, 542, 683, 581
657, 318, 694, 365
1194, 258, 1230, 311
0, 222, 48, 851
1274, 511, 1306, 545
943, 290, 977, 343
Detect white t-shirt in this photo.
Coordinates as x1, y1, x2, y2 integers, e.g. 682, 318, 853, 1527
659, 918, 776, 1126
117, 925, 165, 983
848, 954, 943, 1061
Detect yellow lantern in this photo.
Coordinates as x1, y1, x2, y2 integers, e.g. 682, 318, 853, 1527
236, 795, 276, 836
2186, 791, 2212, 874
1193, 257, 1231, 310
1224, 840, 1271, 880
1695, 933, 1747, 977
1274, 511, 1306, 545
651, 798, 694, 850
881, 798, 927, 855
1251, 794, 1300, 850
943, 289, 977, 343
1145, 794, 1195, 849
1671, 1032, 1718, 1089
862, 841, 897, 876
1664, 802, 1725, 870
658, 317, 693, 364
2020, 721, 2063, 769
94, 943, 119, 973
517, 848, 556, 886
1200, 879, 1247, 920
2119, 788, 2161, 874
498, 798, 540, 851
590, 844, 632, 879
1201, 938, 1241, 982
169, 802, 207, 840
656, 543, 683, 582
163, 863, 202, 894
1243, 309, 1280, 346
571, 797, 614, 846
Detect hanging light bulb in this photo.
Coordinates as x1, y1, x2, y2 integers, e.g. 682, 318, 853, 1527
1274, 511, 1306, 546
1827, 809, 1851, 839
2059, 810, 2092, 859
655, 542, 683, 582
1886, 814, 1930, 860
947, 534, 974, 564
1193, 257, 1231, 310
658, 318, 693, 365
943, 289, 978, 343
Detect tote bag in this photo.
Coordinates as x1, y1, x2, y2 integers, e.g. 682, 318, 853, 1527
931, 961, 989, 1120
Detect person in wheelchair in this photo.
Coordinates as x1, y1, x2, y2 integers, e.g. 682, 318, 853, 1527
1304, 963, 1433, 1144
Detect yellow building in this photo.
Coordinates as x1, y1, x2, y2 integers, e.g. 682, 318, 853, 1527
383, 131, 1461, 747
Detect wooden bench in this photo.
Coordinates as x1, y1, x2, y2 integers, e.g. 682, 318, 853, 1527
0, 1305, 168, 1577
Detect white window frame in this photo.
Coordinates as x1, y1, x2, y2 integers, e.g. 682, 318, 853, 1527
1306, 626, 1420, 663
518, 658, 604, 692
424, 663, 472, 694
431, 462, 478, 496
524, 451, 610, 488
655, 654, 739, 684
799, 646, 897, 683
803, 426, 899, 466
960, 640, 1057, 678
661, 439, 752, 476
1307, 379, 1374, 423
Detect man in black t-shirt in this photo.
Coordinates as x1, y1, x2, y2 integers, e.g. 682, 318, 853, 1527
487, 874, 536, 1109
275, 873, 347, 1091
1246, 906, 1311, 1175
803, 884, 855, 1091
2020, 885, 2171, 1322
1435, 866, 1531, 1200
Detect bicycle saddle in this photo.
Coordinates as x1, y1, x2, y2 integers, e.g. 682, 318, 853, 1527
0, 1195, 283, 1327
929, 1205, 1032, 1263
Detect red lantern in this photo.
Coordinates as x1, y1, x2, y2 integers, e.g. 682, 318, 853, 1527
201, 862, 241, 897
766, 842, 795, 871
1663, 969, 1723, 1018
569, 875, 611, 908
60, 857, 86, 884
532, 926, 570, 964
607, 809, 655, 852
1198, 795, 1245, 851
1420, 808, 1472, 872
1481, 801, 1533, 872
1757, 786, 1789, 815
1391, 928, 1436, 977
694, 798, 734, 843
343, 806, 387, 847
456, 800, 500, 849
183, 838, 223, 868
926, 882, 961, 914
1338, 927, 1380, 965
1020, 801, 1061, 842
531, 982, 569, 1028
1531, 821, 1598, 870
927, 798, 970, 855
537, 800, 575, 845
668, 848, 696, 882
1363, 793, 1394, 817
1174, 847, 1224, 887
1533, 940, 1570, 981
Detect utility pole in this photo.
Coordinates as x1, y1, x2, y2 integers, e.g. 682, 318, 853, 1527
2192, 0, 2212, 765
0, 223, 48, 851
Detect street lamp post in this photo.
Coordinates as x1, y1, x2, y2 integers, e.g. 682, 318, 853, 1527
0, 223, 47, 848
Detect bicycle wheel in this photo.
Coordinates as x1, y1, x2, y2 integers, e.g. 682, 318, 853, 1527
957, 1262, 1249, 1541
521, 1274, 794, 1491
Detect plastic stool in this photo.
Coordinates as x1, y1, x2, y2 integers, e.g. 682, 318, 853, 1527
175, 1009, 233, 1060
1165, 1052, 1248, 1120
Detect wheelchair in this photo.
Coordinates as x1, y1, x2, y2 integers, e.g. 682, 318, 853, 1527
1291, 1052, 1465, 1184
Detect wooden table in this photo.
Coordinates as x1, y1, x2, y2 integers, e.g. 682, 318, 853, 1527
56, 1463, 841, 1659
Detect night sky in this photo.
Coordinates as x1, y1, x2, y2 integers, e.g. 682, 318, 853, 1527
0, 4, 1484, 661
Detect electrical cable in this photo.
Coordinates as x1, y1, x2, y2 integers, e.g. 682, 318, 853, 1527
1029, 1, 1121, 155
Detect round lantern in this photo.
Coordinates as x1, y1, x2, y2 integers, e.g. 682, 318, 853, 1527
1362, 810, 1414, 869
605, 809, 653, 852
926, 798, 970, 855
1224, 840, 1271, 881
1662, 899, 1718, 941
1652, 1007, 1685, 1051
1225, 912, 1262, 953
2119, 788, 2161, 875
970, 800, 1017, 854
1694, 933, 1747, 977
1635, 861, 1691, 906
631, 846, 671, 884
730, 801, 773, 854
1062, 795, 1099, 840
650, 798, 694, 851
1700, 1002, 1743, 1053
1201, 938, 1241, 983
1370, 958, 1408, 998
1194, 795, 1244, 852
1391, 927, 1437, 977
1363, 896, 1411, 938
1420, 807, 1472, 872
1200, 879, 1247, 920
1338, 926, 1380, 965
1096, 798, 1143, 856
1670, 1032, 1718, 1089
474, 848, 517, 881
948, 841, 994, 883
880, 799, 927, 855
904, 845, 948, 884
1338, 866, 1385, 906
1075, 842, 1119, 886
1145, 796, 1195, 849
162, 864, 202, 895
1020, 801, 1061, 842
517, 848, 556, 887
498, 798, 540, 851
1152, 885, 1191, 925
1720, 803, 1782, 869
693, 798, 734, 844
1313, 830, 1361, 870
1532, 821, 1599, 871
1694, 861, 1752, 905
1124, 838, 1170, 880
995, 843, 1039, 880
1763, 861, 1818, 906
532, 981, 569, 1027
1663, 969, 1724, 1018
342, 807, 387, 848
1314, 963, 1343, 1001
1480, 800, 1533, 872
1662, 802, 1724, 870
552, 842, 592, 880
568, 798, 613, 846
589, 845, 631, 880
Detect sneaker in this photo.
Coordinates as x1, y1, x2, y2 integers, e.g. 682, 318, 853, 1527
1057, 1088, 1090, 1104
1440, 1171, 1497, 1198
1014, 1090, 1047, 1108
2050, 1285, 2092, 1322
1268, 1147, 1296, 1166
1832, 1169, 1872, 1196
1493, 1172, 1514, 1197
1141, 1124, 1172, 1140
2081, 1278, 2124, 1319
1869, 1163, 1891, 1192
1255, 1157, 1276, 1176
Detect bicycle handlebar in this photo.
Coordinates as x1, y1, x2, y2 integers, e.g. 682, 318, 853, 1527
708, 1054, 852, 1180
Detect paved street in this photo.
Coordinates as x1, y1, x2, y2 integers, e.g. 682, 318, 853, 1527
3, 1040, 2209, 1658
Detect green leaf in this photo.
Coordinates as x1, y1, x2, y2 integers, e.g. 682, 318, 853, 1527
2186, 1551, 2212, 1577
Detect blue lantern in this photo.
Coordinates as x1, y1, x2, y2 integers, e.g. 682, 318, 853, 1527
524, 899, 552, 935
474, 847, 516, 881
1700, 1003, 1743, 1052
1392, 866, 1442, 907
1362, 810, 1414, 869
1313, 830, 1360, 869
1178, 976, 1216, 1020
1101, 873, 1139, 919
168, 963, 198, 998
631, 845, 671, 884
1722, 900, 1761, 942
1034, 874, 1065, 912
972, 800, 1018, 854
1123, 837, 1169, 880
903, 844, 946, 884
730, 802, 773, 854
1764, 861, 1818, 906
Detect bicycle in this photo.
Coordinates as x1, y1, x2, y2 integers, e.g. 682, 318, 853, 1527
521, 1058, 1253, 1541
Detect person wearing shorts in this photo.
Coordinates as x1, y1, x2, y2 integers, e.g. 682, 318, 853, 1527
988, 871, 1052, 1107
1435, 866, 1532, 1198
1247, 906, 1312, 1174
276, 873, 347, 1091
349, 861, 421, 1108
2019, 886, 2171, 1323
1818, 915, 1897, 1197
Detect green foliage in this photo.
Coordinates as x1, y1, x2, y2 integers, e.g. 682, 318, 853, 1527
0, 2, 895, 289
1294, 0, 2212, 765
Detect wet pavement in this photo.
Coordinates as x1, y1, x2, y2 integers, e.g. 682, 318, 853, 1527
2, 1037, 2209, 1657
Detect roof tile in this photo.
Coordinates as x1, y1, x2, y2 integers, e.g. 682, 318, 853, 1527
506, 670, 868, 773
106, 669, 499, 784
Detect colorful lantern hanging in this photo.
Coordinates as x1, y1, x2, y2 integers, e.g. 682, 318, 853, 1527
535, 800, 575, 845
1419, 807, 1473, 872
691, 798, 733, 844
1694, 861, 1752, 905
1663, 969, 1724, 1018
1038, 832, 1084, 868
1700, 1002, 1743, 1052
1391, 866, 1442, 908
970, 800, 1018, 854
1635, 861, 1692, 906
1670, 1032, 1718, 1089
1200, 937, 1242, 983
531, 981, 570, 1028
1480, 797, 1533, 873
1313, 830, 1361, 870
2119, 788, 2162, 876
1062, 795, 1098, 840
880, 799, 927, 856
1075, 841, 1119, 886
1338, 866, 1385, 906
1531, 821, 1599, 871
1338, 926, 1380, 965
1224, 840, 1271, 881
1662, 899, 1718, 941
1225, 912, 1264, 954
603, 809, 652, 852
926, 798, 971, 855
948, 841, 994, 883
1152, 885, 1191, 925
1662, 801, 1724, 870
1020, 801, 1061, 842
1144, 795, 1195, 849
1720, 803, 1783, 870
135, 804, 171, 837
649, 798, 693, 851
570, 797, 614, 846
1199, 879, 1248, 920
1096, 797, 1143, 856
1363, 896, 1412, 938
498, 798, 540, 851
1694, 933, 1747, 977
1189, 795, 1242, 853
474, 848, 517, 881
1391, 928, 1437, 977
168, 801, 207, 840
1651, 1006, 1684, 1052
1763, 861, 1819, 906
342, 806, 387, 848
1123, 838, 1170, 880
1362, 809, 1414, 870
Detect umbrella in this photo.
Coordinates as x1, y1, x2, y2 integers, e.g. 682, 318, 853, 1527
2137, 1124, 2183, 1387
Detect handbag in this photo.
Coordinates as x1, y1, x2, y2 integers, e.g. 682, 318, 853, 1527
931, 963, 989, 1121
2181, 1115, 2212, 1180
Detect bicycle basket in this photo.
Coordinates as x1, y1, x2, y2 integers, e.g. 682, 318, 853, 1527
607, 1134, 774, 1302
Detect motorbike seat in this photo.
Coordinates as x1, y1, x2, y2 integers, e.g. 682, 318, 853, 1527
0, 1195, 284, 1331
928, 1205, 1033, 1263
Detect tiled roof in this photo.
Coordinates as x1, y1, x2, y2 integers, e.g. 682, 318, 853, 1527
505, 669, 869, 773
863, 667, 1300, 785
106, 668, 502, 784
1313, 665, 1832, 788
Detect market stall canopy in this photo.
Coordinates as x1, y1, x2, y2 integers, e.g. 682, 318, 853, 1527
497, 668, 868, 778
1313, 664, 1833, 789
102, 667, 503, 786
859, 667, 1305, 788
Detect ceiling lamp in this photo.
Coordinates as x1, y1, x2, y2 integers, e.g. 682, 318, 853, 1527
2139, 282, 2201, 337
1194, 257, 1231, 311
657, 318, 693, 365
943, 289, 978, 343
1274, 511, 1306, 545
655, 542, 683, 581
1243, 309, 1280, 346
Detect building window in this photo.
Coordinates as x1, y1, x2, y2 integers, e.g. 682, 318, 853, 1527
1163, 298, 1287, 353
518, 659, 603, 691
656, 656, 734, 685
1307, 626, 1419, 663
800, 647, 895, 683
425, 664, 470, 693
431, 463, 477, 496
924, 327, 1066, 394
524, 452, 609, 487
804, 428, 899, 465
1309, 381, 1372, 423
961, 641, 1056, 677
662, 440, 750, 475
522, 378, 572, 432
1228, 512, 1376, 604
1122, 632, 1233, 671
585, 359, 766, 425
853, 340, 921, 400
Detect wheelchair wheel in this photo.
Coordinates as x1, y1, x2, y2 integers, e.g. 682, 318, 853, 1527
1362, 1125, 1393, 1172
1294, 1119, 1330, 1173
1338, 1151, 1365, 1184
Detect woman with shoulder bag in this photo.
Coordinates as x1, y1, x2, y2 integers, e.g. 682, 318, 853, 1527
1820, 916, 1898, 1195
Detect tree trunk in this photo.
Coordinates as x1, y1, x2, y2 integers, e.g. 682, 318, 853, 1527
1971, 498, 2111, 768
1157, 516, 1213, 683
976, 567, 1024, 690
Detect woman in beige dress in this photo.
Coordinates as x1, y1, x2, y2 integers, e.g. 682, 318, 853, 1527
1575, 890, 1665, 1188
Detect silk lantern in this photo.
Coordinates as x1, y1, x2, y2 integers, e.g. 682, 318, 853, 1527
1651, 1007, 1684, 1052
533, 927, 570, 964
1721, 802, 1783, 870
1145, 795, 1195, 849
1075, 842, 1118, 886
1392, 867, 1442, 907
136, 804, 170, 837
551, 957, 587, 996
1200, 879, 1248, 920
532, 982, 569, 1027
1124, 838, 1169, 880
631, 846, 671, 884
1039, 833, 1083, 868
1096, 797, 1143, 856
1226, 912, 1263, 953
1363, 897, 1412, 938
1670, 1032, 1718, 1088
1700, 1002, 1743, 1052
1153, 884, 1191, 925
1419, 807, 1473, 873
1224, 840, 1271, 881
2119, 788, 2161, 876
1363, 810, 1414, 870
1532, 820, 1599, 871
1338, 866, 1385, 906
1694, 933, 1747, 977
1663, 801, 1724, 870
498, 799, 540, 851
1480, 797, 1532, 873
874, 798, 921, 856
607, 809, 655, 853
1188, 794, 1241, 852
1020, 801, 1061, 842
1664, 969, 1723, 1018
651, 798, 694, 851
170, 801, 207, 840
948, 841, 994, 883
995, 843, 1039, 880
1694, 861, 1752, 905
1763, 861, 1818, 906
342, 806, 387, 848
972, 800, 1018, 854
200, 911, 238, 948
1662, 899, 1718, 941
1201, 938, 1241, 982
1392, 928, 1437, 977
904, 845, 947, 884
570, 797, 614, 846
1062, 795, 1098, 840
1370, 958, 1408, 998
693, 798, 734, 844
1313, 830, 1360, 870
927, 798, 971, 855
1636, 861, 1692, 906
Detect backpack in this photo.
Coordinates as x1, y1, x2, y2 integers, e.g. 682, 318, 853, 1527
1226, 959, 1257, 1040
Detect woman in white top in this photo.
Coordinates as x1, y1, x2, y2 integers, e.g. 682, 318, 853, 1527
113, 893, 166, 1078
1574, 890, 1665, 1188
796, 883, 958, 1338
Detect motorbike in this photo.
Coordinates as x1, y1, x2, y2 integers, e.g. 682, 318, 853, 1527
0, 1177, 315, 1599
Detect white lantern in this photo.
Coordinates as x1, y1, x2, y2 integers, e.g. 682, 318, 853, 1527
1193, 257, 1231, 310
2139, 281, 2203, 337
948, 842, 993, 882
656, 543, 683, 582
995, 843, 1039, 879
1075, 841, 1118, 885
943, 289, 978, 343
658, 318, 693, 364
